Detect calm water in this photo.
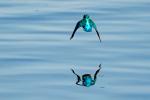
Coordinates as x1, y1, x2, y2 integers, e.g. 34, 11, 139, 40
0, 0, 150, 100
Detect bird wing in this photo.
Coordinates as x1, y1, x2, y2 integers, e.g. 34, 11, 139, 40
90, 19, 101, 42
70, 21, 81, 40
71, 69, 81, 85
94, 64, 102, 81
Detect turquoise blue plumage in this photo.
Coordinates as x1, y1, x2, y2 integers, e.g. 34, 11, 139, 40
70, 14, 101, 42
71, 64, 101, 87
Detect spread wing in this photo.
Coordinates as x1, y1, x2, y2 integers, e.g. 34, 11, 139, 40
90, 19, 101, 42
71, 69, 81, 85
94, 64, 101, 81
70, 21, 81, 40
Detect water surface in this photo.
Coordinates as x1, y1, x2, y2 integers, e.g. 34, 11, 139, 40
0, 0, 150, 100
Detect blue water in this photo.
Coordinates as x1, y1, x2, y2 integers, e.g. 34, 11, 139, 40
0, 0, 150, 100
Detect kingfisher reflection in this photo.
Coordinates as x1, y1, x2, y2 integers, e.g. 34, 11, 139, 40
71, 64, 101, 87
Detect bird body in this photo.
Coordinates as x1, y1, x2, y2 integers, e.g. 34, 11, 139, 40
82, 74, 95, 87
82, 19, 92, 32
70, 14, 101, 42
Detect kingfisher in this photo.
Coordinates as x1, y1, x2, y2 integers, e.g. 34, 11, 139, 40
70, 14, 101, 42
71, 64, 101, 87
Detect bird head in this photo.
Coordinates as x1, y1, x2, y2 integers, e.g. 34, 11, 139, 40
83, 14, 90, 19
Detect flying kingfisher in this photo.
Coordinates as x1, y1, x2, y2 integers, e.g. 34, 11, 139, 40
71, 64, 101, 87
70, 14, 101, 42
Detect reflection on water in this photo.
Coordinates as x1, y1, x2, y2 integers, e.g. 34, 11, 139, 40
0, 0, 150, 100
71, 64, 101, 87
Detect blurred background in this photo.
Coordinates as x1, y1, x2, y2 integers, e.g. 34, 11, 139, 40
0, 0, 150, 100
